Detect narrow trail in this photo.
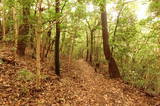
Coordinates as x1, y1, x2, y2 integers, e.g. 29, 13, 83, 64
75, 59, 107, 105
70, 59, 159, 106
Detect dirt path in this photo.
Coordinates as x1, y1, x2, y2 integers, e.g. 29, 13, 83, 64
70, 59, 159, 106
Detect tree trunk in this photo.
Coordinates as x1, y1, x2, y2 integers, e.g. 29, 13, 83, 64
93, 31, 96, 63
68, 35, 74, 71
60, 32, 66, 54
13, 7, 18, 53
44, 28, 52, 58
2, 0, 6, 40
35, 0, 43, 88
89, 30, 94, 63
45, 39, 55, 58
16, 6, 30, 56
100, 1, 120, 78
86, 31, 89, 61
55, 0, 61, 76
0, 1, 2, 39
0, 22, 2, 40
95, 35, 99, 63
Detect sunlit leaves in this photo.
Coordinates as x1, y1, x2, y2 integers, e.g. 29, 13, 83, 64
149, 0, 160, 16
17, 0, 35, 7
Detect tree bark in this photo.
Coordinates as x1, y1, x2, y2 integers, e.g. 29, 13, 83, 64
86, 19, 100, 64
55, 0, 61, 76
86, 31, 89, 61
13, 7, 18, 53
68, 34, 74, 71
0, 0, 2, 40
100, 1, 120, 78
2, 0, 6, 40
16, 5, 30, 56
35, 0, 42, 88
60, 32, 66, 54
0, 22, 2, 40
89, 30, 94, 63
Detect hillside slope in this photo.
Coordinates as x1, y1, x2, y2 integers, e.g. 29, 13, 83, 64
0, 44, 160, 106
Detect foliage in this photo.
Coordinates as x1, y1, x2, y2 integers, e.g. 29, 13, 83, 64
1, 0, 160, 96
17, 69, 35, 81
149, 0, 160, 16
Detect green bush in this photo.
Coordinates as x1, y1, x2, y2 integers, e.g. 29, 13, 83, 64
17, 69, 35, 81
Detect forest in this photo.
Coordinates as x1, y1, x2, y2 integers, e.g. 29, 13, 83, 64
0, 0, 160, 105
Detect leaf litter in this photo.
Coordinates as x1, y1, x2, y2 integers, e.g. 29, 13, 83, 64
0, 44, 160, 106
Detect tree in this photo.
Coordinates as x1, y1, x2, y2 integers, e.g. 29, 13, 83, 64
55, 0, 61, 76
12, 4, 18, 53
100, 0, 120, 78
0, 0, 2, 40
85, 30, 89, 61
35, 0, 43, 87
16, 0, 31, 56
85, 18, 100, 64
2, 0, 6, 40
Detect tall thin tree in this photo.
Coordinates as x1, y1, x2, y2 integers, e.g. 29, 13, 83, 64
35, 0, 42, 87
100, 0, 120, 78
2, 0, 6, 40
16, 0, 30, 56
86, 30, 89, 61
55, 0, 61, 76
13, 6, 18, 53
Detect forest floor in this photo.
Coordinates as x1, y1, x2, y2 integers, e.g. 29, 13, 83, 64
0, 43, 160, 106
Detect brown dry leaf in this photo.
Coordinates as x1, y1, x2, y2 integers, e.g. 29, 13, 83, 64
0, 44, 159, 106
